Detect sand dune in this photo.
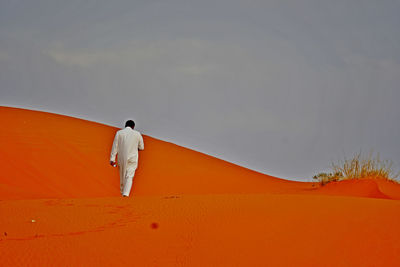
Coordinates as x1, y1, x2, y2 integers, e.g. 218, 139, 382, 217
0, 106, 313, 200
309, 178, 400, 200
1, 194, 400, 266
1, 106, 400, 266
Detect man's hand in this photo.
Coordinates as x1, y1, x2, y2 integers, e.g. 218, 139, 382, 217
110, 161, 116, 167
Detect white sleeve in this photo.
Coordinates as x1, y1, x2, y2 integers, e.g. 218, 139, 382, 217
138, 133, 144, 151
110, 132, 119, 161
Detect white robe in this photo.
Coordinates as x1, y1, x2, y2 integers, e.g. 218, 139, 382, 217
110, 127, 144, 196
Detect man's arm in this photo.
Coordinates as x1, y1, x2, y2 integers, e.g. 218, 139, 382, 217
110, 132, 119, 165
138, 133, 144, 151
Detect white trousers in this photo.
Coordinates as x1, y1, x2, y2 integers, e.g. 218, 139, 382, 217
119, 162, 137, 197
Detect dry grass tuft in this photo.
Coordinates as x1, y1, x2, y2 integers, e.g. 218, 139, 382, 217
313, 151, 399, 186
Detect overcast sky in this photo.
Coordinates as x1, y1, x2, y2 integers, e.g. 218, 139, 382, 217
1, 0, 400, 181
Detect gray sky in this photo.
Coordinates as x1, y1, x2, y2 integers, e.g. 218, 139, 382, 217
1, 0, 400, 181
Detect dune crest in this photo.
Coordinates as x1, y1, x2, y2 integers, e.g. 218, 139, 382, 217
311, 179, 393, 199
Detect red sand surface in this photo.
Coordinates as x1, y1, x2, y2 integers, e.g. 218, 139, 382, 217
1, 106, 400, 266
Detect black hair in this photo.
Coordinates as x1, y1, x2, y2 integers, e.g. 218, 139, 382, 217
125, 120, 135, 128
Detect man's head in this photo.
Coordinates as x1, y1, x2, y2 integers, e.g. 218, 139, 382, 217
125, 120, 135, 129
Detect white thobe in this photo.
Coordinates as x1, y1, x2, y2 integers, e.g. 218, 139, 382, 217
110, 127, 144, 196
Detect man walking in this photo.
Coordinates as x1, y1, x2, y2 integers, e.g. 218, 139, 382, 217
110, 120, 144, 197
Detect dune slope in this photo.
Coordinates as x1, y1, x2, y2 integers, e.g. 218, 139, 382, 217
0, 106, 312, 200
2, 106, 400, 200
1, 106, 400, 266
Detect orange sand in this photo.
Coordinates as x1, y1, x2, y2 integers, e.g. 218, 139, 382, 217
1, 106, 400, 266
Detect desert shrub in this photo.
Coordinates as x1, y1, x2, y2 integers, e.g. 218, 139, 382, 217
312, 172, 343, 186
313, 151, 399, 186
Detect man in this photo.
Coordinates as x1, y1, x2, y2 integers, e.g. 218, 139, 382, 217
110, 120, 144, 197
